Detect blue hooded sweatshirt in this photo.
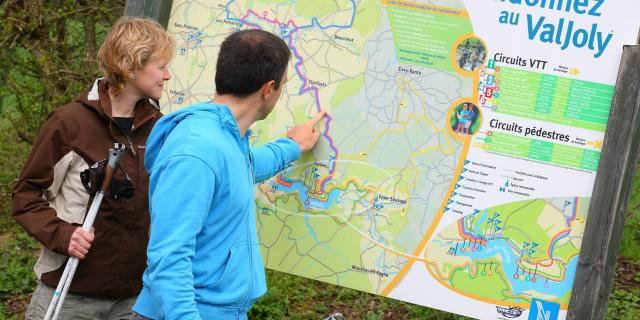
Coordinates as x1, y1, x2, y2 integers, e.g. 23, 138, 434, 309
133, 103, 300, 319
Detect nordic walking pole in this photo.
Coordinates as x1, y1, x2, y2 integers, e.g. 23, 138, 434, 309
43, 143, 126, 320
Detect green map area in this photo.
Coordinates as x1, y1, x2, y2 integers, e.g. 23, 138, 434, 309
426, 197, 588, 305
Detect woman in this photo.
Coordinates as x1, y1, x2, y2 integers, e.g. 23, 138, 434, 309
455, 104, 468, 134
464, 104, 476, 135
12, 17, 174, 319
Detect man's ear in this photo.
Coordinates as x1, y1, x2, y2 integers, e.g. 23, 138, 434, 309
261, 80, 276, 99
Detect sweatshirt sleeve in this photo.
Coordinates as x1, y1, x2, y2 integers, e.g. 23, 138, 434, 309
12, 109, 77, 255
250, 138, 301, 183
145, 155, 215, 320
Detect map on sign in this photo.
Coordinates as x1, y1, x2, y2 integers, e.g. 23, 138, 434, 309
427, 197, 588, 304
162, 1, 640, 319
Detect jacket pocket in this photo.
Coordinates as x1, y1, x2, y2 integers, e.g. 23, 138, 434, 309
196, 243, 252, 308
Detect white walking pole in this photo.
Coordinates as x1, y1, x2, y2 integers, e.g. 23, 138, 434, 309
43, 143, 125, 320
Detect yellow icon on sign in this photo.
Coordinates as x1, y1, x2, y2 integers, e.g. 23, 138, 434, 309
586, 140, 603, 149
593, 140, 603, 149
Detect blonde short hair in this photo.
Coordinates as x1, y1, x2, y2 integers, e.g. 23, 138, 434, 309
98, 17, 175, 96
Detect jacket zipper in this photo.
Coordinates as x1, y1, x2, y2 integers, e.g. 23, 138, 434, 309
247, 146, 254, 184
234, 130, 253, 183
127, 135, 137, 156
236, 130, 255, 310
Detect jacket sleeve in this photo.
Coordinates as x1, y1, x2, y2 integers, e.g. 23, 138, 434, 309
250, 138, 301, 183
145, 155, 215, 320
12, 109, 78, 255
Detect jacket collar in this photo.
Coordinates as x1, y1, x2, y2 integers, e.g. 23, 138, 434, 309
215, 103, 252, 138
79, 78, 159, 133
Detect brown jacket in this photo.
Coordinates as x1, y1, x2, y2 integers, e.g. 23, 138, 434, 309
12, 79, 161, 298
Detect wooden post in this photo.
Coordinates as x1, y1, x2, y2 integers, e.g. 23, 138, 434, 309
124, 0, 173, 28
567, 45, 640, 319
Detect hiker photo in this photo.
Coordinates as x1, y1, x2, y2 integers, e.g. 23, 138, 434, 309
450, 102, 481, 136
455, 37, 487, 72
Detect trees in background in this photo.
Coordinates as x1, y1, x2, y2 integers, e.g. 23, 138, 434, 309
1, 0, 124, 144
0, 2, 123, 314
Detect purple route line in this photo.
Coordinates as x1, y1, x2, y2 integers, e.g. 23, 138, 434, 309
567, 197, 578, 227
458, 218, 486, 245
239, 9, 341, 190
547, 197, 579, 258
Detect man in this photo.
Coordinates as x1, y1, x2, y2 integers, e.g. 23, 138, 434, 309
458, 49, 469, 69
471, 53, 480, 71
132, 29, 326, 319
12, 17, 174, 319
455, 104, 468, 134
464, 104, 476, 135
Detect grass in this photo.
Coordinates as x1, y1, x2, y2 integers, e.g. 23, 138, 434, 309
0, 228, 39, 318
606, 287, 640, 320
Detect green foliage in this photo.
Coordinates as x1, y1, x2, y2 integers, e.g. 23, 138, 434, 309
619, 169, 640, 262
0, 232, 38, 301
606, 288, 640, 320
0, 0, 124, 317
0, 0, 124, 144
